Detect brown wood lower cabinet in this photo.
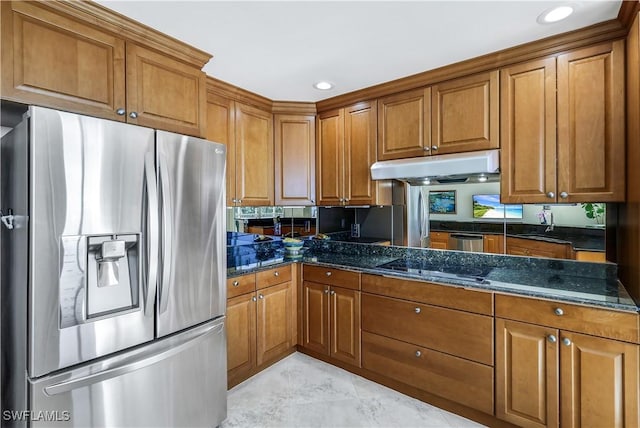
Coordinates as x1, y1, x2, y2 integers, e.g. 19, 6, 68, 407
429, 231, 450, 250
496, 317, 640, 428
362, 331, 494, 414
506, 236, 573, 259
302, 280, 361, 367
226, 266, 295, 388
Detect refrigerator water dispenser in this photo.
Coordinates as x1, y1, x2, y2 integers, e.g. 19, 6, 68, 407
86, 234, 139, 318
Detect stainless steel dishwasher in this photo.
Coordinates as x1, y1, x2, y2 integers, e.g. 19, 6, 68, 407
448, 233, 484, 252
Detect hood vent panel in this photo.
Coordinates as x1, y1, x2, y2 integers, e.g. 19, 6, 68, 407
370, 149, 500, 186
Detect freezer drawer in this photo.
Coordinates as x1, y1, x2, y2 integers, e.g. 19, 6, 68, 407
29, 318, 227, 428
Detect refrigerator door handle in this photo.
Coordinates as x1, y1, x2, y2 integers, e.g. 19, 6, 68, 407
43, 320, 224, 396
144, 152, 159, 317
158, 154, 173, 314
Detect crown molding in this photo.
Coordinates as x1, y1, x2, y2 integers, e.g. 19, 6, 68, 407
37, 0, 212, 68
206, 76, 273, 112
272, 101, 317, 115
618, 0, 640, 30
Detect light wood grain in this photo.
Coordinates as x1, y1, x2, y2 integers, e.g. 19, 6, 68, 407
484, 234, 505, 254
344, 101, 377, 205
506, 237, 573, 259
316, 109, 345, 205
226, 292, 257, 388
303, 264, 361, 290
302, 281, 330, 355
429, 231, 450, 250
256, 282, 293, 366
330, 286, 361, 367
226, 273, 256, 299
206, 93, 236, 206
256, 265, 292, 289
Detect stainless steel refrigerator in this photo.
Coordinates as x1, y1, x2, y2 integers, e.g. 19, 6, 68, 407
1, 106, 227, 427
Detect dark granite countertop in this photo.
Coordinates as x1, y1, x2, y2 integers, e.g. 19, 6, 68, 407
227, 240, 638, 312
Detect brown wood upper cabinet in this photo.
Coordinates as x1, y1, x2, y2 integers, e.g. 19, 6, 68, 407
274, 114, 316, 205
317, 101, 386, 206
431, 70, 499, 155
501, 40, 625, 203
206, 93, 273, 206
1, 1, 207, 137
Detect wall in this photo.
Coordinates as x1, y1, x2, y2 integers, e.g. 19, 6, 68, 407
619, 11, 640, 302
425, 182, 604, 228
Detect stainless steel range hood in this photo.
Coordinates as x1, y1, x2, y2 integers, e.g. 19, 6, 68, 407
370, 149, 500, 186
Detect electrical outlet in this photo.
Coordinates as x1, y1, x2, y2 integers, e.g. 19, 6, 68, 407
351, 223, 360, 238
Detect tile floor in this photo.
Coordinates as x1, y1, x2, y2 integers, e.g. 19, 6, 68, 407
222, 352, 486, 428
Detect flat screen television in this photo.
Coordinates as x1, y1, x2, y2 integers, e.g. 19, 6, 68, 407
472, 194, 523, 219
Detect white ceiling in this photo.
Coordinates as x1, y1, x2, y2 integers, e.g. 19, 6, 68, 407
97, 1, 622, 102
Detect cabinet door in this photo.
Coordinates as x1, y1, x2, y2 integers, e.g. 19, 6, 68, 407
560, 332, 639, 428
206, 94, 236, 206
126, 43, 206, 137
344, 101, 377, 205
429, 231, 450, 250
316, 109, 345, 205
256, 282, 293, 366
235, 103, 274, 206
302, 281, 330, 355
557, 40, 625, 202
431, 70, 499, 154
1, 1, 126, 121
506, 237, 572, 259
495, 319, 559, 428
484, 234, 505, 254
226, 293, 256, 387
377, 88, 431, 160
274, 114, 316, 205
330, 287, 361, 367
501, 58, 557, 203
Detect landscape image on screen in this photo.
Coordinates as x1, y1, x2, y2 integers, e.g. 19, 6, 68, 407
473, 194, 523, 219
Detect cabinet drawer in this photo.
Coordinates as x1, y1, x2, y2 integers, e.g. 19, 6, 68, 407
227, 274, 256, 299
362, 293, 493, 365
303, 264, 360, 290
362, 331, 493, 414
361, 274, 493, 315
495, 294, 639, 343
256, 265, 292, 289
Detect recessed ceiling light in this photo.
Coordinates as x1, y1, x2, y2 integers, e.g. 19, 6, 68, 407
314, 81, 334, 90
538, 5, 574, 24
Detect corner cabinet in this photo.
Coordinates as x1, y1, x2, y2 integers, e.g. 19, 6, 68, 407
501, 40, 625, 203
206, 93, 274, 206
274, 114, 316, 205
495, 295, 639, 428
1, 1, 208, 137
317, 101, 389, 206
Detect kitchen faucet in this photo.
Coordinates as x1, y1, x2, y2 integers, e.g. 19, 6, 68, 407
545, 212, 554, 232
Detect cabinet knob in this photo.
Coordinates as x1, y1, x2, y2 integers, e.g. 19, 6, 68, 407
423, 147, 431, 152
326, 271, 332, 277
547, 191, 555, 198
310, 200, 315, 204
560, 192, 568, 199
116, 108, 126, 116
414, 307, 421, 314
274, 271, 279, 277
415, 350, 422, 357
431, 145, 438, 151
324, 288, 329, 294
547, 335, 557, 343
344, 199, 349, 203
562, 337, 572, 346
554, 307, 564, 316
252, 296, 257, 302
129, 111, 138, 119
330, 290, 335, 295
232, 281, 239, 287
258, 294, 264, 300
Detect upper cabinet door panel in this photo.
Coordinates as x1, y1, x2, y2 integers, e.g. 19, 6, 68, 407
1, 1, 125, 121
206, 94, 236, 207
317, 109, 344, 205
274, 114, 316, 206
557, 40, 625, 202
377, 88, 430, 160
235, 103, 274, 206
500, 58, 557, 204
432, 70, 499, 154
345, 102, 377, 205
126, 43, 206, 137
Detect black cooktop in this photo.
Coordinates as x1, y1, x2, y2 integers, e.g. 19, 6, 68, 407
375, 259, 492, 283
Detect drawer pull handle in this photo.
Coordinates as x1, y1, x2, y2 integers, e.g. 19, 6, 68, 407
274, 271, 279, 277
554, 308, 564, 316
232, 281, 239, 287
415, 350, 422, 357
252, 296, 257, 302
562, 338, 572, 346
326, 271, 332, 277
258, 294, 264, 300
414, 307, 421, 314
547, 335, 557, 343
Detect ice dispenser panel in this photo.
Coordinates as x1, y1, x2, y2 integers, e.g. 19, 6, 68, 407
86, 234, 139, 318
